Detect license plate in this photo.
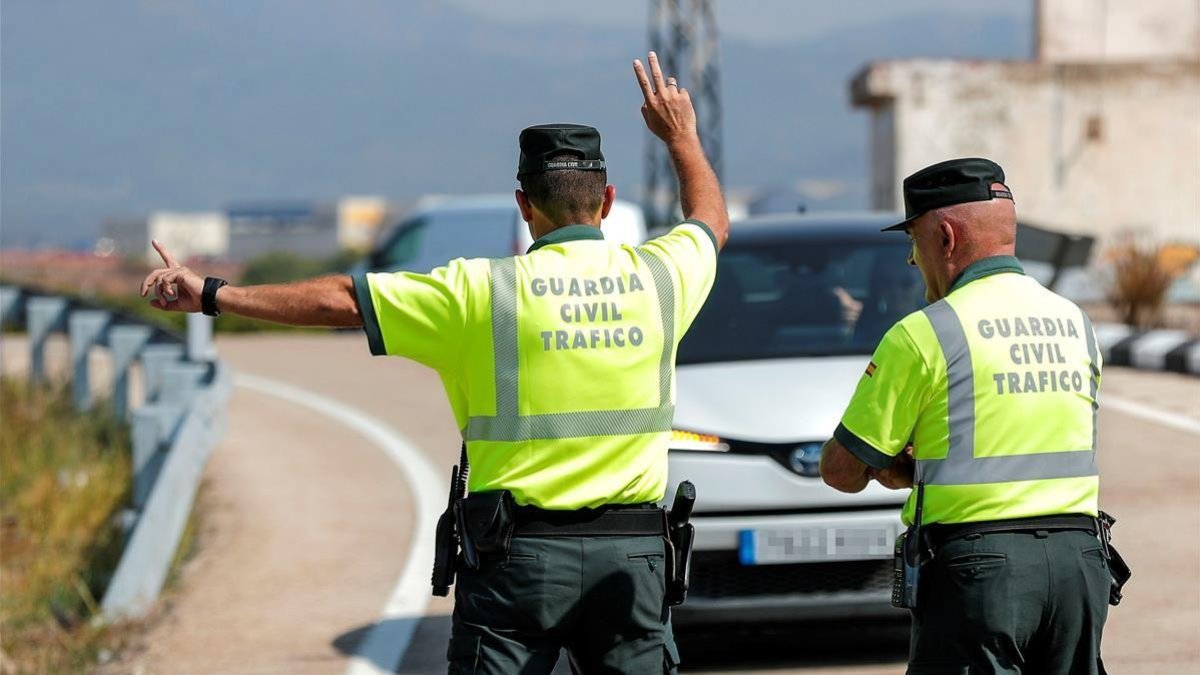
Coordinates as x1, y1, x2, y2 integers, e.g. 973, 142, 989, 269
739, 524, 897, 565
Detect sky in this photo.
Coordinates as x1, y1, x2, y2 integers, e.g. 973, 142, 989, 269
447, 0, 1028, 45
0, 0, 1033, 248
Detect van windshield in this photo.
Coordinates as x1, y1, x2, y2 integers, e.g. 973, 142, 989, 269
677, 239, 925, 364
375, 208, 517, 271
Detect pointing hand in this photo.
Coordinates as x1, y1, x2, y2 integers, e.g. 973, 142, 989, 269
138, 240, 204, 313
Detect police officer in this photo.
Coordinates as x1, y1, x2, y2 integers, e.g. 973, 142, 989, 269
820, 158, 1112, 674
139, 51, 728, 674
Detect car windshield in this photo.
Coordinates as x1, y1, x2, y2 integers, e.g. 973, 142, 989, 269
677, 237, 925, 364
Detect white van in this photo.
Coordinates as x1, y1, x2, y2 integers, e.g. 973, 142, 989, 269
360, 194, 647, 274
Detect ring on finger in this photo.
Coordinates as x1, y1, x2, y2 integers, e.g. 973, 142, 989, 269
666, 78, 678, 87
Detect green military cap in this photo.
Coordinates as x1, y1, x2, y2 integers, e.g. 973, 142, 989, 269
884, 157, 1014, 231
517, 123, 606, 179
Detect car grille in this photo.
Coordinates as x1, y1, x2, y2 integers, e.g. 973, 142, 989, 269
689, 551, 893, 600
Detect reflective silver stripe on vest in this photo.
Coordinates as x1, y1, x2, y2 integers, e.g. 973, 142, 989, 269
466, 405, 675, 442
489, 257, 520, 417
634, 248, 676, 406
916, 299, 1098, 486
1080, 308, 1100, 453
466, 254, 676, 442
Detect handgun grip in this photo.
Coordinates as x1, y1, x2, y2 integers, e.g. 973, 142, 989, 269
669, 480, 696, 529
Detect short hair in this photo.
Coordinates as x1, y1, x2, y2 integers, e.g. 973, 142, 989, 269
519, 153, 607, 225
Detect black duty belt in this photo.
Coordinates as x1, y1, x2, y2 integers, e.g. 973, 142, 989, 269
925, 513, 1097, 550
513, 503, 666, 537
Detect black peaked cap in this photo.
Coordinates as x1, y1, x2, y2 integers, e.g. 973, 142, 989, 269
884, 157, 1012, 231
517, 124, 606, 179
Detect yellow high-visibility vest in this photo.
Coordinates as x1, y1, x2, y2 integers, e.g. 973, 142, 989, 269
354, 221, 718, 509
836, 256, 1101, 525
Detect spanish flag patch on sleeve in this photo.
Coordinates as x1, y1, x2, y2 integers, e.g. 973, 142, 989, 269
865, 361, 877, 377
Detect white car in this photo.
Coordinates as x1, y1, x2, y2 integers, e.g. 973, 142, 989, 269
359, 194, 647, 274
664, 212, 925, 626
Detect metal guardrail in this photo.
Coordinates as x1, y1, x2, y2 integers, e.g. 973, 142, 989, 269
0, 284, 232, 620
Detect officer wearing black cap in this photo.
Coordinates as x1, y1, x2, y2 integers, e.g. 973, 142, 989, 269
821, 158, 1121, 674
138, 52, 728, 674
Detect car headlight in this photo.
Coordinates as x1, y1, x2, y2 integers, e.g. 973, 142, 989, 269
785, 441, 824, 477
669, 429, 729, 452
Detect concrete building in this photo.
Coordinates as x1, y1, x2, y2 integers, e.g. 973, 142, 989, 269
102, 195, 391, 264
851, 0, 1200, 246
104, 211, 229, 264
336, 196, 391, 251
224, 202, 338, 262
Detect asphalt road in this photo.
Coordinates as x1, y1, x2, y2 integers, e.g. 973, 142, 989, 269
25, 332, 1193, 674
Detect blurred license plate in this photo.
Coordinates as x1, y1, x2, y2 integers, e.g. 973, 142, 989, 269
739, 524, 897, 565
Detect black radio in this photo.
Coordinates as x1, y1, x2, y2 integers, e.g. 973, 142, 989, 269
891, 481, 925, 609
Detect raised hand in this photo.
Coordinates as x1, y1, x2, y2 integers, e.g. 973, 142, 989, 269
138, 240, 204, 313
633, 51, 698, 146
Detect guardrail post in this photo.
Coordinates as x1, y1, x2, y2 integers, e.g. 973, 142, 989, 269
160, 361, 210, 406
69, 310, 112, 411
131, 406, 164, 509
139, 344, 184, 403
26, 297, 68, 384
0, 285, 23, 329
187, 313, 216, 362
109, 325, 154, 420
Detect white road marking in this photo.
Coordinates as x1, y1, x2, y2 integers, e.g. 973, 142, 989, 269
1103, 394, 1200, 436
234, 373, 445, 675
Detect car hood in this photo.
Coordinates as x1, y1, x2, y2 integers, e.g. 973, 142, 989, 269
674, 356, 870, 443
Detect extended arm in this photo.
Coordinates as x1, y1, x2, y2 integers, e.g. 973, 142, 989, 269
633, 52, 729, 250
139, 240, 362, 327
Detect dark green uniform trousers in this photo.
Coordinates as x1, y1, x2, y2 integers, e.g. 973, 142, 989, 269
448, 534, 680, 674
908, 529, 1110, 675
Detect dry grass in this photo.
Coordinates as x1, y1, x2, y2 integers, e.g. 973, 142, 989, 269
1105, 242, 1193, 329
0, 379, 134, 674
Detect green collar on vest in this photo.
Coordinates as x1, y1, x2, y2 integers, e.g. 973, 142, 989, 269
948, 255, 1024, 294
527, 224, 605, 253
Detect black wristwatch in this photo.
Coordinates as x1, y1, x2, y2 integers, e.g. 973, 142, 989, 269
201, 276, 228, 317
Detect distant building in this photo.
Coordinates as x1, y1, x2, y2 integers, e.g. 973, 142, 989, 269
224, 196, 392, 260
850, 0, 1200, 246
101, 196, 391, 264
224, 202, 337, 261
336, 196, 391, 251
104, 211, 229, 264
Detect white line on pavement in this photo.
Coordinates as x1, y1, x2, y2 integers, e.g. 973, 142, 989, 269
235, 373, 445, 675
1103, 394, 1200, 436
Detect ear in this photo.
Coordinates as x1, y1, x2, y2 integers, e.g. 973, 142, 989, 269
515, 189, 534, 224
600, 184, 616, 220
938, 219, 956, 260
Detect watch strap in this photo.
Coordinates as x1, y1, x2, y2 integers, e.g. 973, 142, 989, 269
201, 277, 228, 317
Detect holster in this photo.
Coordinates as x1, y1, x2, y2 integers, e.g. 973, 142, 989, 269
665, 481, 697, 607
1098, 511, 1132, 606
456, 491, 515, 568
665, 521, 694, 606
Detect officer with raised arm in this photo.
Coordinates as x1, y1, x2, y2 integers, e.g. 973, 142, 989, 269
819, 158, 1124, 675
140, 52, 727, 674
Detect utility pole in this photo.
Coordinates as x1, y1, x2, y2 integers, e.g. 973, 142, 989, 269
644, 0, 723, 231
